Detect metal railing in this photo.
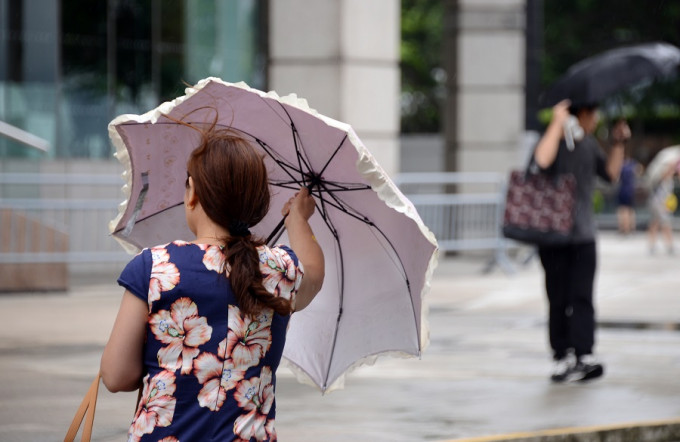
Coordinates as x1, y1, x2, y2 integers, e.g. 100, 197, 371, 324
1, 171, 517, 273
0, 173, 129, 266
396, 172, 515, 273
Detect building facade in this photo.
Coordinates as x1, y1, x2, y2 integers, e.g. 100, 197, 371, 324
0, 0, 405, 279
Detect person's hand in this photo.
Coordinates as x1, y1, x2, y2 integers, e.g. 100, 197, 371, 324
551, 99, 571, 127
282, 188, 315, 221
610, 119, 631, 144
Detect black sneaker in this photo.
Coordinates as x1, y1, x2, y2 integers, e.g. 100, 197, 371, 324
550, 355, 575, 382
568, 354, 604, 382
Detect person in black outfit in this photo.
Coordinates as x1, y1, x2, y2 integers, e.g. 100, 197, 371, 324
533, 99, 630, 382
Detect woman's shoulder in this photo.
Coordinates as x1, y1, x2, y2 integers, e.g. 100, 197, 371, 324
256, 244, 299, 266
145, 240, 215, 256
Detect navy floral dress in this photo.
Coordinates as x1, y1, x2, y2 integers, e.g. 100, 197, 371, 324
117, 240, 303, 441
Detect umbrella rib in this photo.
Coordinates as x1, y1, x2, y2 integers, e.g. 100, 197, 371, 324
218, 124, 310, 188
318, 134, 348, 177
316, 199, 417, 390
291, 124, 311, 188
315, 181, 417, 357
251, 91, 322, 176
316, 179, 412, 301
317, 181, 374, 224
364, 225, 419, 353
320, 188, 410, 281
312, 180, 368, 226
322, 183, 411, 284
270, 181, 371, 193
251, 138, 307, 187
314, 180, 372, 192
273, 101, 316, 183
316, 208, 344, 391
112, 200, 184, 230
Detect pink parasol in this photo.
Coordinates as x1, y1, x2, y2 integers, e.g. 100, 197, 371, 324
108, 78, 438, 393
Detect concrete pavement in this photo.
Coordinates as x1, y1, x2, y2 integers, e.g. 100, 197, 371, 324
1, 231, 679, 441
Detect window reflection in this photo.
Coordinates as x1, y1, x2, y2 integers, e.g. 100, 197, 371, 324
0, 0, 266, 159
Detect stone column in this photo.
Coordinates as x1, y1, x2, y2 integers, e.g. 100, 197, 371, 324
268, 0, 401, 176
448, 0, 527, 173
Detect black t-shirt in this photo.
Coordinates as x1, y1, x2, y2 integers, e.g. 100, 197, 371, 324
533, 135, 611, 243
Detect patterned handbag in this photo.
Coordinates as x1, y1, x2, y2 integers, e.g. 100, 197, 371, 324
502, 170, 577, 245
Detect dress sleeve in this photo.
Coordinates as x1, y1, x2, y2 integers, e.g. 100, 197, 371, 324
261, 245, 305, 309
117, 248, 152, 303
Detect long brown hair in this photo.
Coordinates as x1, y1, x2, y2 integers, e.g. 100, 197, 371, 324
186, 122, 293, 317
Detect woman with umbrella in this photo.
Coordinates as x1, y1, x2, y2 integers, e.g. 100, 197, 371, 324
99, 123, 324, 441
532, 99, 630, 383
646, 158, 679, 255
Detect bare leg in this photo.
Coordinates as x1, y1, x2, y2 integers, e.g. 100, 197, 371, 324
618, 207, 636, 234
648, 220, 659, 253
661, 224, 674, 254
617, 207, 627, 233
629, 209, 636, 233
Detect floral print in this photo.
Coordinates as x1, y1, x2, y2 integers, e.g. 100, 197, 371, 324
119, 242, 303, 441
129, 371, 177, 441
150, 297, 213, 374
227, 305, 273, 368
194, 339, 245, 411
260, 247, 302, 306
202, 245, 227, 273
148, 246, 180, 309
233, 367, 276, 441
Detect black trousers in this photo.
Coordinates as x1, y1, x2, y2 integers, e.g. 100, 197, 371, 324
538, 241, 597, 360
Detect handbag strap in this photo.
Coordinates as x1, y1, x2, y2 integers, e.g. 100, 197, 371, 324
64, 372, 101, 442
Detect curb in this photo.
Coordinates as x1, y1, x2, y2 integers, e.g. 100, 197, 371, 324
445, 418, 680, 442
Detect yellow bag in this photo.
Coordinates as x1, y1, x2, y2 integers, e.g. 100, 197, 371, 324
665, 193, 677, 212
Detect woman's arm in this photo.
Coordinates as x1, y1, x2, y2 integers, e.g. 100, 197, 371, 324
283, 188, 325, 311
534, 100, 571, 169
100, 290, 147, 392
605, 120, 631, 182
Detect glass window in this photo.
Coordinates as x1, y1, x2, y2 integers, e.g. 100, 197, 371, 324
0, 0, 267, 159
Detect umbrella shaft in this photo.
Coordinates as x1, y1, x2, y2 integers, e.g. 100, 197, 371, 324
266, 182, 315, 245
266, 217, 287, 245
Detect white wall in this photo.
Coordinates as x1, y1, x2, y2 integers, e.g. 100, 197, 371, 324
268, 0, 401, 176
456, 0, 527, 173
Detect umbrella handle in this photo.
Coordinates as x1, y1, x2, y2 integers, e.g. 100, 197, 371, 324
266, 182, 317, 246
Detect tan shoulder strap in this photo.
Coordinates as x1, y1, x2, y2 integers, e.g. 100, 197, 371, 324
64, 372, 101, 442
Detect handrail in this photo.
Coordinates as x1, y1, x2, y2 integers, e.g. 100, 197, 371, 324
0, 173, 121, 185
395, 171, 515, 274
0, 120, 50, 152
395, 171, 504, 185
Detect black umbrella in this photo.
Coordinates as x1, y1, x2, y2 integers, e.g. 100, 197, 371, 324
542, 42, 680, 107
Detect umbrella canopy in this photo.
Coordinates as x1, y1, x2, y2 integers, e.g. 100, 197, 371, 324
108, 78, 438, 393
645, 145, 680, 187
542, 42, 680, 107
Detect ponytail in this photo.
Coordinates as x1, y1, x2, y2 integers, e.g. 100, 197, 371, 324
224, 235, 293, 317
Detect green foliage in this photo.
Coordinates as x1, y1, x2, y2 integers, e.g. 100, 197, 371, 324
592, 189, 605, 214
400, 0, 444, 133
542, 0, 680, 137
400, 0, 680, 135
543, 1, 680, 86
